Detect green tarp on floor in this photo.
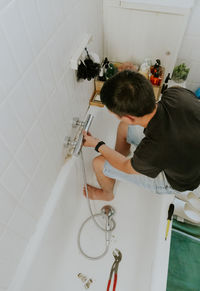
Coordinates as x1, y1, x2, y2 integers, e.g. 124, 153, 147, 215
166, 220, 200, 291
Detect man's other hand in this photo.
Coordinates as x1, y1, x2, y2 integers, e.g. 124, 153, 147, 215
82, 131, 100, 148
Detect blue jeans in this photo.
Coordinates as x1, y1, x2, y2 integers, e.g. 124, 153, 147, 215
103, 125, 183, 195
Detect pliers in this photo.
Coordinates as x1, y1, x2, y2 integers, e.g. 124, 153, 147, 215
107, 249, 122, 291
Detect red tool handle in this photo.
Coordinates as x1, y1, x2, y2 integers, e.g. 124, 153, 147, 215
107, 279, 111, 291
113, 273, 117, 291
107, 274, 118, 291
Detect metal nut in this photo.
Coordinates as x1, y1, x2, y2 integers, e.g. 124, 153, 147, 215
77, 273, 87, 283
84, 279, 93, 289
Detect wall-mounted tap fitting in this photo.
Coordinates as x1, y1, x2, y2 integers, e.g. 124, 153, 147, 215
64, 114, 94, 158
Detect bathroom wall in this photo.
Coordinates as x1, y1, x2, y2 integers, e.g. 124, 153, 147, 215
0, 0, 103, 289
177, 0, 200, 91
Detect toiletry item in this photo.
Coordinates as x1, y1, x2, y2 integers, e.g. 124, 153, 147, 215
139, 59, 151, 79
105, 63, 118, 80
150, 72, 161, 86
150, 59, 161, 75
98, 67, 105, 81
98, 57, 109, 81
150, 59, 162, 86
195, 88, 200, 99
77, 48, 100, 81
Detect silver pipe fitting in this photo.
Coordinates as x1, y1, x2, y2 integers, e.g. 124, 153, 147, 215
64, 114, 94, 158
73, 114, 94, 156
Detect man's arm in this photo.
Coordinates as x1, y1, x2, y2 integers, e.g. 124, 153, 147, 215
82, 131, 138, 175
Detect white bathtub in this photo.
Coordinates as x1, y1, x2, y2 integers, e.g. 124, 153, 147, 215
9, 106, 174, 291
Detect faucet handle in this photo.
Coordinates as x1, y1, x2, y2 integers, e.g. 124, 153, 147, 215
64, 136, 76, 148
72, 117, 85, 128
64, 136, 71, 148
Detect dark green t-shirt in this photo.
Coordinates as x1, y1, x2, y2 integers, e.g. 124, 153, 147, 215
131, 87, 200, 191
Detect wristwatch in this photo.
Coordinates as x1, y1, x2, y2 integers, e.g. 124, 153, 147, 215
95, 141, 105, 152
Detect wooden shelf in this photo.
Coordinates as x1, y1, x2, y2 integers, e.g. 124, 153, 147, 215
90, 66, 165, 107
90, 90, 104, 107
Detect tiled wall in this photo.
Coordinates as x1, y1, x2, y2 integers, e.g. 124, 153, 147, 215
0, 0, 103, 289
177, 0, 200, 91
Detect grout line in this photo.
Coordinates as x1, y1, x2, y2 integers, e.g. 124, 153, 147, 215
0, 4, 70, 106
0, 0, 15, 14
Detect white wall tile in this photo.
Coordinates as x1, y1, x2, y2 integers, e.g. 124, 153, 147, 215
0, 99, 24, 153
39, 104, 58, 144
0, 137, 12, 175
51, 0, 65, 27
1, 0, 34, 73
36, 48, 56, 96
30, 153, 54, 196
36, 0, 64, 42
18, 0, 44, 56
187, 37, 200, 60
15, 138, 38, 178
0, 185, 17, 224
8, 206, 36, 240
185, 4, 200, 36
0, 28, 20, 96
0, 224, 5, 239
61, 68, 81, 121
0, 0, 103, 288
24, 64, 47, 114
57, 75, 76, 122
9, 79, 36, 134
1, 160, 28, 201
20, 181, 45, 219
48, 89, 66, 143
63, 0, 79, 17
177, 1, 200, 89
47, 26, 67, 83
0, 0, 12, 10
176, 36, 192, 60
0, 82, 6, 104
27, 120, 47, 159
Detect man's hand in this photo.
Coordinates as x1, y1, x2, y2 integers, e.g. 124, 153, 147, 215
82, 131, 138, 174
82, 131, 100, 148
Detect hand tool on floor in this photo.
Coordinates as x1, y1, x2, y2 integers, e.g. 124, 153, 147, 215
165, 203, 175, 240
107, 249, 122, 291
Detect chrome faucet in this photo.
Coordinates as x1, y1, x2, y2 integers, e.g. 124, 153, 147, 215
64, 114, 94, 158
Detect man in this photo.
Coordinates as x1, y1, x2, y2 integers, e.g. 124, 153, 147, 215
83, 70, 200, 201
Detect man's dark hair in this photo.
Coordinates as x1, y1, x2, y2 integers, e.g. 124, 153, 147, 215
100, 70, 156, 117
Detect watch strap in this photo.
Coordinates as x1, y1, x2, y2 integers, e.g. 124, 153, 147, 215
95, 141, 105, 152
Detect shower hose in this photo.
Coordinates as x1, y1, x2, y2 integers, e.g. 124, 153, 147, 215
77, 150, 116, 260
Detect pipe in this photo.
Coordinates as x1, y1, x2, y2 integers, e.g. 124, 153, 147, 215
73, 114, 94, 156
